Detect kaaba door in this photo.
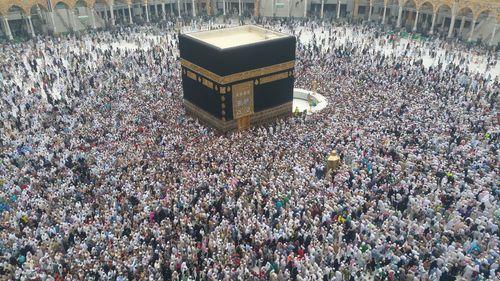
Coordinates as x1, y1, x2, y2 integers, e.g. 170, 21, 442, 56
232, 81, 254, 130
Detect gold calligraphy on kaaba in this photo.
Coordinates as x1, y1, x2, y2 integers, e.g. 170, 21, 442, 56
232, 81, 254, 119
181, 59, 295, 85
202, 78, 214, 89
186, 70, 197, 80
259, 72, 290, 85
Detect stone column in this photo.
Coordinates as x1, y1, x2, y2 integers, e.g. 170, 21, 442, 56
491, 23, 497, 45
320, 0, 324, 19
128, 5, 133, 23
89, 7, 97, 28
145, 4, 150, 21
353, 0, 359, 18
71, 9, 78, 30
238, 0, 241, 16
396, 4, 403, 28
50, 12, 57, 33
459, 16, 465, 33
192, 0, 196, 16
447, 6, 456, 38
381, 5, 386, 24
304, 0, 307, 17
336, 0, 340, 19
66, 9, 73, 30
368, 4, 372, 21
223, 0, 226, 15
110, 5, 115, 25
440, 16, 446, 29
103, 7, 109, 23
26, 16, 35, 36
177, 0, 181, 17
3, 17, 12, 40
429, 11, 436, 34
413, 10, 419, 31
162, 2, 166, 20
468, 19, 475, 41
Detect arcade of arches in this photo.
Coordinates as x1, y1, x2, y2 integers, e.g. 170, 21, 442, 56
0, 0, 498, 45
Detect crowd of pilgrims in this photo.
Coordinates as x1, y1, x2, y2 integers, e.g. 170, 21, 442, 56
0, 15, 499, 281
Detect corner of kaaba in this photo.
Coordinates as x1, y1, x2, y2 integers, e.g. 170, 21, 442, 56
179, 25, 296, 131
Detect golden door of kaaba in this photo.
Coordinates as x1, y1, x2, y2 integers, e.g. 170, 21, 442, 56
232, 81, 254, 130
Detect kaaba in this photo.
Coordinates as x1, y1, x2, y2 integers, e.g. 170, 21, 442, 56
179, 25, 296, 131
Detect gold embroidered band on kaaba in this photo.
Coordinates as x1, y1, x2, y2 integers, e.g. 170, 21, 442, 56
259, 72, 290, 85
181, 58, 295, 85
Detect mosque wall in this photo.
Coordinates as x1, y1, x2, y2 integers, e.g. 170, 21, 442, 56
0, 0, 498, 45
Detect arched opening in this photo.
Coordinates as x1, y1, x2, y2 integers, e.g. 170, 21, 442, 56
52, 1, 75, 32
125, 0, 146, 24
113, 0, 131, 25
30, 4, 49, 34
169, 0, 180, 18
418, 1, 434, 34
317, 0, 341, 19
141, 0, 154, 22
75, 1, 88, 20
6, 5, 29, 39
76, 0, 101, 29
385, 0, 399, 25
314, 0, 350, 19
54, 1, 71, 9
470, 9, 492, 43
94, 0, 111, 27
371, 0, 388, 23
454, 7, 473, 40
433, 3, 452, 37
401, 0, 416, 31
149, 0, 169, 23
199, 0, 215, 15
242, 0, 254, 18
75, 1, 88, 21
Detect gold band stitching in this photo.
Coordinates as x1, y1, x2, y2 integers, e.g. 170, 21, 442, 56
181, 59, 295, 84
